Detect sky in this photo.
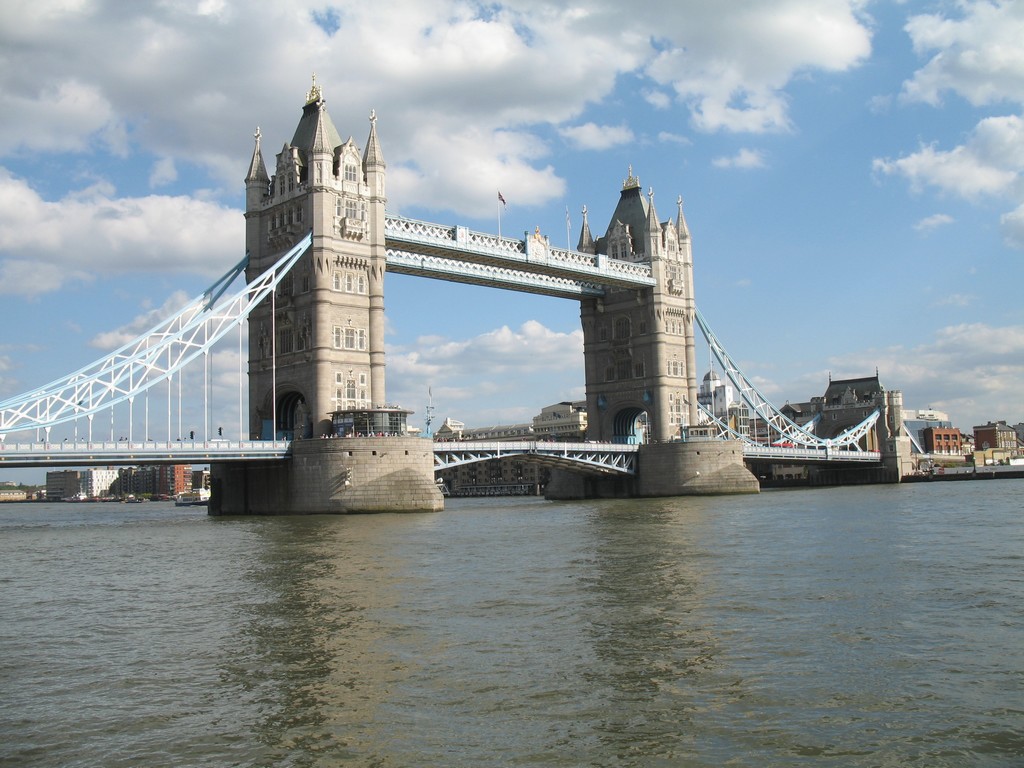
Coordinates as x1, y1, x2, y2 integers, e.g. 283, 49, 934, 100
1, 0, 1023, 482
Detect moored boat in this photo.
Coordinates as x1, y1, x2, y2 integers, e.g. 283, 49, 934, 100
174, 489, 211, 506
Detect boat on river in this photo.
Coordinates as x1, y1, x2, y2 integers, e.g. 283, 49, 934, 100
174, 489, 210, 506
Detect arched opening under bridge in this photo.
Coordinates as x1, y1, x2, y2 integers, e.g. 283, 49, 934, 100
612, 407, 648, 445
276, 391, 312, 440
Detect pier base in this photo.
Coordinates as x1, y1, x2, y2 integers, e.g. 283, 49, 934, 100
209, 436, 444, 515
545, 438, 759, 500
637, 439, 759, 496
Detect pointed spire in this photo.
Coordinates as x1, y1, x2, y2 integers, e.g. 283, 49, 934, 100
290, 76, 342, 154
309, 102, 334, 154
676, 194, 690, 240
362, 108, 385, 170
577, 204, 595, 253
646, 187, 660, 234
245, 126, 268, 184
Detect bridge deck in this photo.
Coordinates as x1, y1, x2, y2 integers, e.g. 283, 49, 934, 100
434, 440, 641, 475
0, 440, 292, 467
0, 438, 880, 470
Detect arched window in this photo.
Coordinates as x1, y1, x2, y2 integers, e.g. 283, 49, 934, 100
614, 317, 630, 340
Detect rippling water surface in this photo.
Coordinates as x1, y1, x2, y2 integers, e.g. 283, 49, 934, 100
1, 482, 1022, 766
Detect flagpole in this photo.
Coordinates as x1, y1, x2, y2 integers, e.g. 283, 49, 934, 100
497, 191, 506, 239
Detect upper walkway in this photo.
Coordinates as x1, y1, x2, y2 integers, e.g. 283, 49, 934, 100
384, 215, 656, 299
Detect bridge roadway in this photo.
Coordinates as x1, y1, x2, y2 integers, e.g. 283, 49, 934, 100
0, 440, 292, 468
0, 438, 879, 470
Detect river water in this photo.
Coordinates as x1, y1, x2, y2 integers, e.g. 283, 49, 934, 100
1, 482, 1021, 767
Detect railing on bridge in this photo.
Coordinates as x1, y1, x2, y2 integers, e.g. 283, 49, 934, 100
740, 443, 881, 462
0, 440, 292, 467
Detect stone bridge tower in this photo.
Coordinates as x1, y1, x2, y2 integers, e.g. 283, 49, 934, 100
577, 170, 699, 444
243, 77, 387, 439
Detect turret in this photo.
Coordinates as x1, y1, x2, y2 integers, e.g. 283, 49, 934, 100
645, 187, 661, 260
307, 83, 335, 187
362, 109, 388, 405
676, 194, 690, 242
577, 205, 595, 253
362, 109, 386, 197
244, 127, 269, 211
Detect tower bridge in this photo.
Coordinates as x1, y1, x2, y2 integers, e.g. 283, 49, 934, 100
0, 78, 912, 511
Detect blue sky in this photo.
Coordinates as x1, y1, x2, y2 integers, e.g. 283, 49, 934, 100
1, 0, 1023, 482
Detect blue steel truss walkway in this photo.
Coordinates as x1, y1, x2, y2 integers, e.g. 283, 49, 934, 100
384, 215, 655, 298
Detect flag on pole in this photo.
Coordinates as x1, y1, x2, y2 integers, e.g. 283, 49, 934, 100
498, 191, 507, 207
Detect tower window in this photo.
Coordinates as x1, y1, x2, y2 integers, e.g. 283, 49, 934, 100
277, 329, 293, 354
344, 164, 358, 182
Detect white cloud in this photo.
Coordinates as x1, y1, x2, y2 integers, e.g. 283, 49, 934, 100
873, 115, 1024, 246
913, 213, 954, 232
643, 89, 671, 109
901, 0, 1024, 107
933, 293, 974, 308
0, 167, 242, 295
888, 2, 1024, 249
0, 80, 121, 155
872, 138, 1016, 200
1001, 203, 1024, 249
149, 157, 178, 188
818, 323, 1024, 428
559, 122, 635, 151
645, 0, 872, 133
657, 131, 691, 145
386, 320, 584, 427
712, 148, 766, 169
387, 126, 565, 218
89, 291, 194, 350
873, 115, 1024, 197
0, 0, 879, 220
